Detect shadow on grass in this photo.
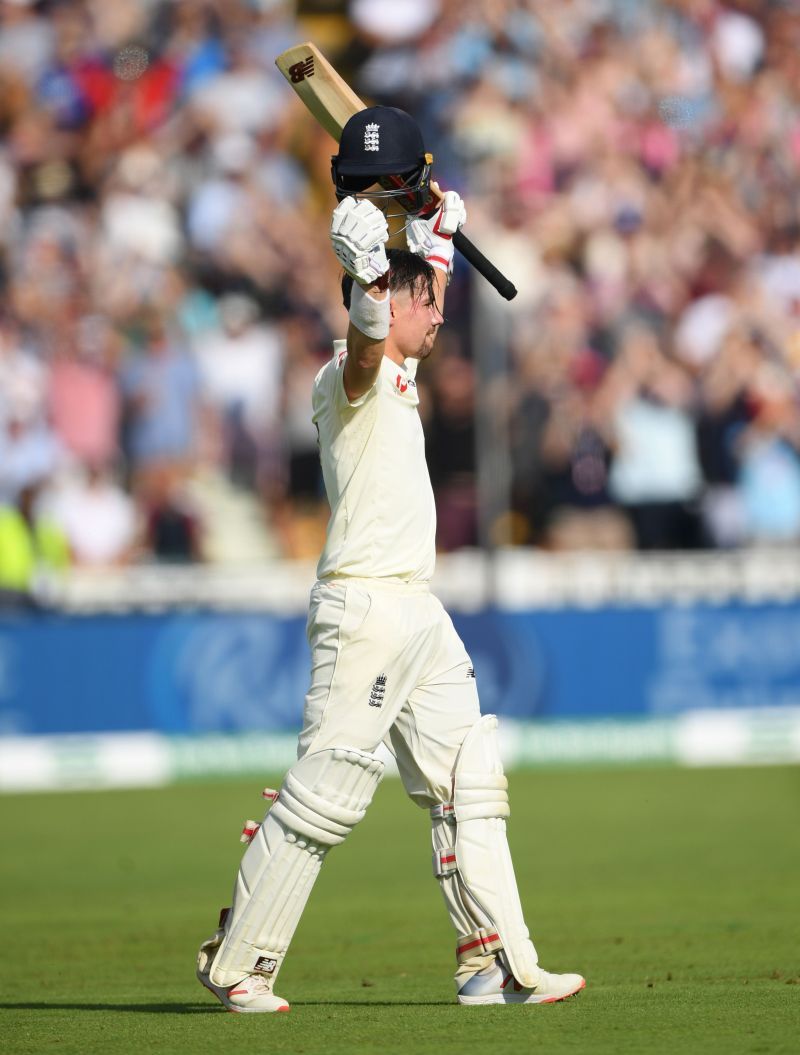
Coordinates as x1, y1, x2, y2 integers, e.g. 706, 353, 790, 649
1, 1000, 453, 1013
0, 1003, 219, 1014
292, 1001, 453, 1007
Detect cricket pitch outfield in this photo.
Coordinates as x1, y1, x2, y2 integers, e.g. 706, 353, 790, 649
1, 765, 797, 1055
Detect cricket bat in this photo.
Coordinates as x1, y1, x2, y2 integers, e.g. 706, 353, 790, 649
275, 42, 518, 302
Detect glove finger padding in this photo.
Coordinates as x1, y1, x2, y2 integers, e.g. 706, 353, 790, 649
406, 190, 466, 279
331, 197, 389, 245
405, 217, 434, 257
432, 190, 467, 238
330, 197, 390, 285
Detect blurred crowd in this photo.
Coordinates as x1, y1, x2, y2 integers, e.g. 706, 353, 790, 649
0, 0, 799, 594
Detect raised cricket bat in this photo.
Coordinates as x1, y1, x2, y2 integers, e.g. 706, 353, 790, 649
275, 42, 518, 302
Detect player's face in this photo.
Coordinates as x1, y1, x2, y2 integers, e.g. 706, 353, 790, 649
391, 283, 443, 360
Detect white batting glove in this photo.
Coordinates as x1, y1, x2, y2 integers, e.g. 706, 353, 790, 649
406, 190, 467, 279
330, 197, 390, 285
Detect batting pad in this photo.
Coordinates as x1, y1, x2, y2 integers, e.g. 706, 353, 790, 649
432, 715, 540, 988
209, 747, 384, 987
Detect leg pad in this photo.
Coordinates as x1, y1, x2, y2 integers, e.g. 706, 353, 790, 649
431, 715, 540, 989
206, 746, 383, 988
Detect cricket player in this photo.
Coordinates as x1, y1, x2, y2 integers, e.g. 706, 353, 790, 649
197, 107, 585, 1013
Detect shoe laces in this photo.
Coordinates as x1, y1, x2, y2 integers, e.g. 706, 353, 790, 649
235, 974, 273, 997
252, 974, 275, 995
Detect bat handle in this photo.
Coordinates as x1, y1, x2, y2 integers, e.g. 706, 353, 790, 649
452, 229, 517, 301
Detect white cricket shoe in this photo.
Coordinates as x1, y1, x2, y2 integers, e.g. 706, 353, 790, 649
199, 970, 290, 1013
457, 960, 585, 1006
197, 934, 289, 1013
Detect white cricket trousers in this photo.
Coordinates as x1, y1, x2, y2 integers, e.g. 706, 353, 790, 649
298, 578, 481, 808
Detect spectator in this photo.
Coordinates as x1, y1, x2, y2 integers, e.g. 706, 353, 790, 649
0, 477, 69, 606
141, 461, 203, 563
43, 463, 137, 567
192, 292, 284, 492
0, 411, 63, 508
737, 364, 800, 545
48, 314, 121, 469
426, 347, 479, 551
271, 314, 328, 559
695, 326, 756, 546
606, 323, 705, 549
118, 308, 200, 500
0, 1, 799, 564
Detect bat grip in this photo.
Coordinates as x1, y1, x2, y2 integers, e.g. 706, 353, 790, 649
452, 229, 517, 301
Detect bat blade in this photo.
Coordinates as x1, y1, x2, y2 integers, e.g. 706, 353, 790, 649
275, 42, 518, 300
275, 42, 360, 142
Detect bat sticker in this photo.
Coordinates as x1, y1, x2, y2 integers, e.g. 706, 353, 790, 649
289, 56, 315, 83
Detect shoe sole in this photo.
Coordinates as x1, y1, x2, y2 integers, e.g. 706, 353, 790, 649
458, 977, 586, 1006
197, 967, 290, 1013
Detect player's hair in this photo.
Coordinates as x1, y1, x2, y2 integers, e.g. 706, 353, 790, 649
341, 249, 436, 311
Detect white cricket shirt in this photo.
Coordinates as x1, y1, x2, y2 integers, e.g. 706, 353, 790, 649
312, 340, 436, 582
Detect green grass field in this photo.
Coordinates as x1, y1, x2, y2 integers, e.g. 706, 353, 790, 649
1, 765, 798, 1055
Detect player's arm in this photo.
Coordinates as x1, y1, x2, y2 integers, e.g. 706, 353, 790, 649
429, 267, 448, 322
344, 282, 389, 400
329, 197, 391, 402
406, 189, 467, 319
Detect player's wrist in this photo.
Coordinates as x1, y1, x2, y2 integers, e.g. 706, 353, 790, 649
349, 279, 390, 339
370, 271, 390, 292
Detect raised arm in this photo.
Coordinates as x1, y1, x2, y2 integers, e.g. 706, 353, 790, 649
343, 283, 389, 401
329, 197, 391, 402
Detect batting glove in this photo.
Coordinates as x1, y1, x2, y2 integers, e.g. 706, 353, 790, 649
330, 197, 390, 286
406, 190, 467, 280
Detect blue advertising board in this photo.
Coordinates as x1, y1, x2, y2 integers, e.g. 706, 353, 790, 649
1, 602, 799, 737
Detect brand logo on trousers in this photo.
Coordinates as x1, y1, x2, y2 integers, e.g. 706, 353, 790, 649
368, 673, 387, 707
254, 956, 278, 974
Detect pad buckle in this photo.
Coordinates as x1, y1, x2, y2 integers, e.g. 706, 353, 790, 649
430, 802, 455, 822
241, 788, 279, 842
241, 820, 261, 844
433, 848, 458, 877
456, 928, 504, 962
